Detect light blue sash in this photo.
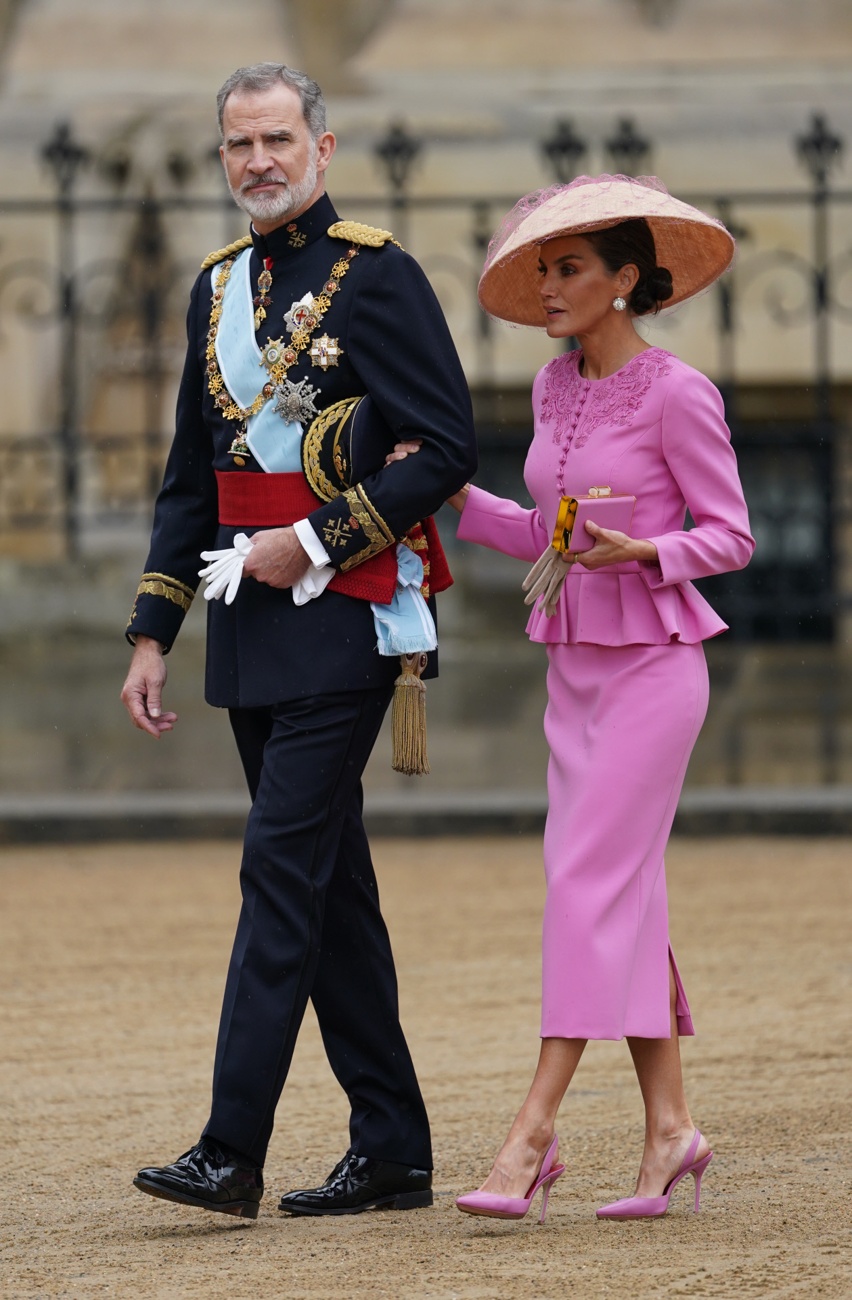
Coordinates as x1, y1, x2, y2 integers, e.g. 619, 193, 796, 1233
371, 546, 437, 656
215, 247, 302, 471
215, 247, 436, 655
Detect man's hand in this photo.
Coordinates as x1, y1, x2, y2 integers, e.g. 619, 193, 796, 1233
120, 635, 177, 739
242, 526, 312, 589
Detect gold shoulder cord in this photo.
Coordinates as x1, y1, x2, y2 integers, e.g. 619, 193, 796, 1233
200, 221, 402, 270
200, 236, 254, 272
328, 221, 404, 251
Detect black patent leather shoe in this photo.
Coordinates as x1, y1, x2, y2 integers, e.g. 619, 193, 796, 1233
278, 1151, 433, 1216
133, 1138, 263, 1219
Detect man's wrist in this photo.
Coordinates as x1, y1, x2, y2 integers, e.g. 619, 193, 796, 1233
292, 518, 331, 568
133, 633, 166, 654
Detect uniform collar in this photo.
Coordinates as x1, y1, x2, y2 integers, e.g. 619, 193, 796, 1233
250, 194, 338, 261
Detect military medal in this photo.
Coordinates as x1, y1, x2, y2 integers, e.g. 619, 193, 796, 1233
284, 292, 317, 334
228, 425, 251, 465
206, 246, 358, 425
253, 257, 273, 331
309, 334, 344, 369
273, 377, 321, 424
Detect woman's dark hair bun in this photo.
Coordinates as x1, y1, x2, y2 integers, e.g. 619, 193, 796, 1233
584, 220, 674, 316
631, 265, 674, 316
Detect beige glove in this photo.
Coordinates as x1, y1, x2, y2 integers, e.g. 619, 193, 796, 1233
522, 545, 575, 617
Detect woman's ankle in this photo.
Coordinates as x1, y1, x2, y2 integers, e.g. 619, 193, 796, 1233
507, 1113, 556, 1153
644, 1114, 693, 1147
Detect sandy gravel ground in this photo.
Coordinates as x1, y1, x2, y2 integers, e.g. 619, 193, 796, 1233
1, 835, 850, 1299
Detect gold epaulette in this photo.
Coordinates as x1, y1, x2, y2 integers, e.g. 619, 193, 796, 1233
328, 220, 402, 249
200, 235, 253, 271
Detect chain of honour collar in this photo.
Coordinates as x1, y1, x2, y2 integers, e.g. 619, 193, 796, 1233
205, 243, 359, 424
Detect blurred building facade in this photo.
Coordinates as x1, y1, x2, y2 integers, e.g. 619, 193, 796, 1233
1, 0, 852, 795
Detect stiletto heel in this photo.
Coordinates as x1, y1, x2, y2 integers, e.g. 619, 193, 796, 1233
456, 1134, 565, 1223
538, 1178, 555, 1225
691, 1151, 712, 1211
596, 1129, 713, 1220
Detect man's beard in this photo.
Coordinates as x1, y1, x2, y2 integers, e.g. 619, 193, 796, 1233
230, 151, 319, 225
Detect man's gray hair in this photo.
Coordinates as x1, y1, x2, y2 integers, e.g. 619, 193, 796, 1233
216, 63, 327, 140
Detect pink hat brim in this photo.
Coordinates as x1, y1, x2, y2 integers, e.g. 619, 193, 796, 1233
478, 177, 735, 326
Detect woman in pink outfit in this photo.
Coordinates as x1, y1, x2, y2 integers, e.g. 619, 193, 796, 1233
395, 176, 754, 1222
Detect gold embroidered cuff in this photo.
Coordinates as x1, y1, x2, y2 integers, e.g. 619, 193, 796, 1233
126, 572, 194, 628
339, 485, 396, 571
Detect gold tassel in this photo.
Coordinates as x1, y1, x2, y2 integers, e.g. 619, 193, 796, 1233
391, 653, 430, 776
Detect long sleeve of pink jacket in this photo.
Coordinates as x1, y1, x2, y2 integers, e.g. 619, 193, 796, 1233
644, 368, 754, 588
456, 351, 754, 646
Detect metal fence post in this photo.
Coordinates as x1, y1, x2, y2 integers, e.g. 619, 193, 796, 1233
41, 122, 88, 557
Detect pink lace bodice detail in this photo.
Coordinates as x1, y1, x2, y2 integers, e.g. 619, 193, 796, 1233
541, 347, 674, 450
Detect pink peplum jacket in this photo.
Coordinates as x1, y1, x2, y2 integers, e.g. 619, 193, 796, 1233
457, 346, 755, 644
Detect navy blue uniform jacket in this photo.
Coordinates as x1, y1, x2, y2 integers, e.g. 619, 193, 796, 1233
126, 194, 477, 707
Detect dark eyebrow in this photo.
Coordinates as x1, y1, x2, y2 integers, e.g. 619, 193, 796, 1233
538, 252, 584, 269
225, 128, 294, 147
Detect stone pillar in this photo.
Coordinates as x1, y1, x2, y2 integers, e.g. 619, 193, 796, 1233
278, 0, 394, 91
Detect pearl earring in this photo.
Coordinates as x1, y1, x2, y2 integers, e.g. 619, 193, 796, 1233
612, 296, 627, 312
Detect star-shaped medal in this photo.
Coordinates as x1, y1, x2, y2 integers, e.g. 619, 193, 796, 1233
284, 292, 316, 335
309, 335, 344, 369
273, 377, 321, 424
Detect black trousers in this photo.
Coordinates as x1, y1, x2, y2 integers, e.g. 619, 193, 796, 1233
202, 687, 431, 1170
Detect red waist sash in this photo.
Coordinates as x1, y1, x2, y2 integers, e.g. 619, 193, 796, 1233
215, 470, 452, 603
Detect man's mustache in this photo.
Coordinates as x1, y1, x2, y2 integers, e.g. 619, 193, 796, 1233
241, 174, 288, 194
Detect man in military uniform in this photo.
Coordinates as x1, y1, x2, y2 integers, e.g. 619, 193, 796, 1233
121, 62, 476, 1220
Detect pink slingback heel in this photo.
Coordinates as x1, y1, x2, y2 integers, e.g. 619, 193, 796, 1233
455, 1134, 565, 1224
596, 1128, 712, 1219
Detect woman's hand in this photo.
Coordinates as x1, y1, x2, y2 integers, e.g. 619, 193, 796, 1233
446, 484, 470, 514
576, 521, 659, 570
383, 437, 470, 513
385, 439, 422, 465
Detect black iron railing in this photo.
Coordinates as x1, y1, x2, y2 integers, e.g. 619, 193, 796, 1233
0, 114, 850, 646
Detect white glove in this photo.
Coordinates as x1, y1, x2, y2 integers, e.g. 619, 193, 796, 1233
198, 532, 254, 605
291, 565, 334, 606
522, 546, 574, 617
199, 533, 335, 606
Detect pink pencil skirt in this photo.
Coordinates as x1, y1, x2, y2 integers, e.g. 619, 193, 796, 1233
540, 639, 708, 1041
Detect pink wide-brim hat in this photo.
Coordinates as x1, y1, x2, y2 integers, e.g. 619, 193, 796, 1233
478, 173, 736, 327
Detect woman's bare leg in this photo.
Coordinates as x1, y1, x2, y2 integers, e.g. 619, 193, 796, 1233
476, 1037, 587, 1197
626, 964, 711, 1195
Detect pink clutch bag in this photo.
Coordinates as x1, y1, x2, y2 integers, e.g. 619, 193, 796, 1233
551, 488, 636, 554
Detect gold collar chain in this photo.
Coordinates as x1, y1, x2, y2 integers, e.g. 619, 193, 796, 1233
205, 244, 359, 424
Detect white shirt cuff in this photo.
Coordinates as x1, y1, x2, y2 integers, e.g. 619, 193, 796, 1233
293, 517, 331, 569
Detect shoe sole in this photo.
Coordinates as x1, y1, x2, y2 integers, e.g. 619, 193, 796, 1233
133, 1176, 260, 1220
278, 1189, 433, 1216
456, 1204, 525, 1220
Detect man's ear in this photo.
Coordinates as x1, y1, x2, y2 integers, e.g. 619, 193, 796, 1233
316, 131, 336, 175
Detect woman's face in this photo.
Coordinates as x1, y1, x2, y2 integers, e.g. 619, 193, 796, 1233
537, 234, 630, 338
